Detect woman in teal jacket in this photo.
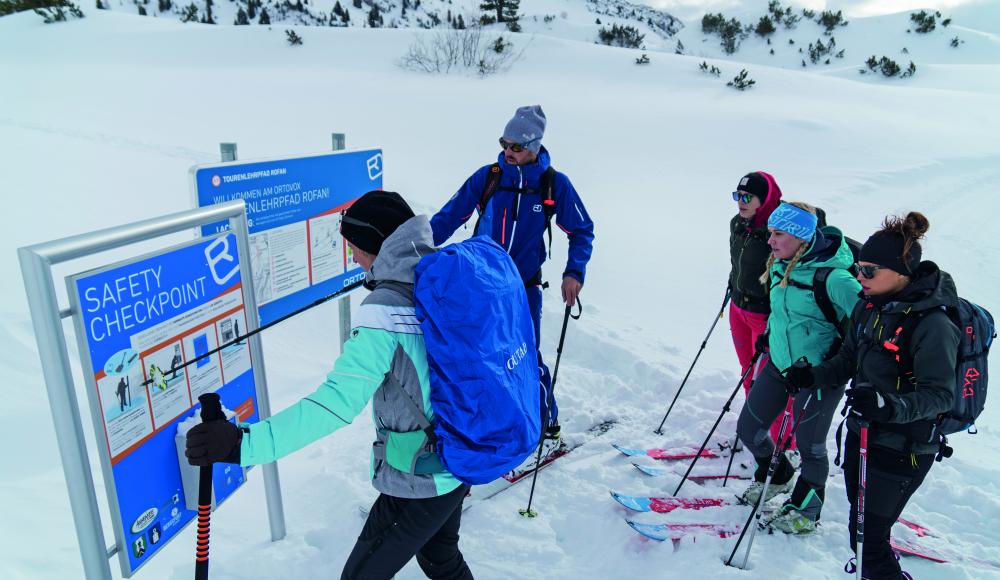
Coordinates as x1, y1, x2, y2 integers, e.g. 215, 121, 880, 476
185, 192, 474, 580
735, 201, 861, 535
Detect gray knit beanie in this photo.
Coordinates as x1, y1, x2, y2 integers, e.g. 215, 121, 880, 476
502, 105, 546, 154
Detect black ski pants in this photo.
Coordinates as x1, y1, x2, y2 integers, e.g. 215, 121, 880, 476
341, 484, 474, 580
843, 430, 934, 580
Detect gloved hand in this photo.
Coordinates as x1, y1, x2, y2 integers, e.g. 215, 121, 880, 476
846, 387, 893, 423
186, 420, 242, 466
785, 359, 815, 394
754, 332, 769, 354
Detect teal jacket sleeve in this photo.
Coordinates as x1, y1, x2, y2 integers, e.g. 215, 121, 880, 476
825, 269, 862, 321
240, 326, 397, 465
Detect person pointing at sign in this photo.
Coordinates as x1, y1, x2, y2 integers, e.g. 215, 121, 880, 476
186, 191, 475, 580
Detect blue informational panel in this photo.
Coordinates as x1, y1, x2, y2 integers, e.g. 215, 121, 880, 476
67, 233, 259, 576
191, 150, 383, 325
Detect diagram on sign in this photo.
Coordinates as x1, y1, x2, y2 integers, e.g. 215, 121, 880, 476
98, 363, 152, 455
142, 341, 192, 429
250, 233, 273, 305
216, 310, 251, 383
308, 211, 345, 283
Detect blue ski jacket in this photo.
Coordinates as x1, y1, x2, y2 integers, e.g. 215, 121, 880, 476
431, 147, 595, 284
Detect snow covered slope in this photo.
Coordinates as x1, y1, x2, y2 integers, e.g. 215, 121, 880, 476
1, 5, 999, 579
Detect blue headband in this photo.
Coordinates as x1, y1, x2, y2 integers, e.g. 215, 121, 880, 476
768, 203, 817, 240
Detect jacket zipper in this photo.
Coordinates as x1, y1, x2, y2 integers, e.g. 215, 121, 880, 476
734, 231, 753, 297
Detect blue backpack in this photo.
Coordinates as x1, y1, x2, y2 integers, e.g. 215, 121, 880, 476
414, 235, 540, 485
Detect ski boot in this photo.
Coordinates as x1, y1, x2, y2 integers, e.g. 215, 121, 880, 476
765, 478, 824, 534
736, 452, 795, 506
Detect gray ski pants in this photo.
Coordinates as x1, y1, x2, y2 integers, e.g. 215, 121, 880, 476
736, 358, 845, 487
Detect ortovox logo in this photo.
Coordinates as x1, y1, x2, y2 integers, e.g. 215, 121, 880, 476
367, 153, 383, 180
205, 236, 239, 286
506, 342, 528, 371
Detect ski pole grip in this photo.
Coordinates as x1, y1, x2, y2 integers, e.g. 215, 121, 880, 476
195, 393, 223, 580
199, 393, 225, 423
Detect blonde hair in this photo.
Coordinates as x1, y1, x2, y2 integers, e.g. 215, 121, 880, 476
759, 201, 817, 289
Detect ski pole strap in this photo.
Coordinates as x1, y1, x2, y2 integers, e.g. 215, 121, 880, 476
571, 299, 583, 320
833, 414, 848, 467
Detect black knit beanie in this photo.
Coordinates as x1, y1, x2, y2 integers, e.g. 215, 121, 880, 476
736, 172, 769, 204
859, 233, 922, 275
340, 190, 415, 255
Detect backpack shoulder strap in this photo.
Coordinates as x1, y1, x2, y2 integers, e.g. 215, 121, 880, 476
473, 164, 502, 236
479, 163, 502, 211
541, 166, 557, 257
812, 267, 840, 328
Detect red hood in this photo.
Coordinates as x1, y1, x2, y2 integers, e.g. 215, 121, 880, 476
750, 170, 783, 229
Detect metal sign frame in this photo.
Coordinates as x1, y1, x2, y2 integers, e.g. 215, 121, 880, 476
18, 200, 285, 579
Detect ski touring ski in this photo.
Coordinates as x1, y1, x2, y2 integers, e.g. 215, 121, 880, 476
610, 491, 731, 513
460, 420, 618, 510
890, 521, 1000, 571
612, 444, 720, 460
631, 462, 750, 482
626, 521, 741, 542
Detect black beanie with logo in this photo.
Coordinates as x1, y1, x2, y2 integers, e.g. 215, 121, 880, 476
340, 190, 415, 255
736, 172, 769, 204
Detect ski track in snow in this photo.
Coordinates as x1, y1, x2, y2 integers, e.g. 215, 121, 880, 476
2, 5, 1000, 580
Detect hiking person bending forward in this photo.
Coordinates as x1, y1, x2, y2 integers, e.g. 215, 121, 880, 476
186, 192, 476, 580
735, 202, 861, 534
431, 105, 595, 440
728, 171, 794, 449
787, 213, 960, 579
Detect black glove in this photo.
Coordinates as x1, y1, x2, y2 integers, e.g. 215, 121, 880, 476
785, 359, 815, 394
186, 420, 242, 466
845, 387, 893, 423
754, 332, 769, 354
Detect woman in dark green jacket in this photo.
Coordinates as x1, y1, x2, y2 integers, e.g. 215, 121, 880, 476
788, 212, 960, 579
735, 201, 861, 534
728, 172, 790, 445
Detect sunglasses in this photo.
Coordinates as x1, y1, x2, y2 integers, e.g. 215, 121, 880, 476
732, 191, 754, 204
342, 215, 386, 239
856, 263, 888, 279
499, 137, 540, 153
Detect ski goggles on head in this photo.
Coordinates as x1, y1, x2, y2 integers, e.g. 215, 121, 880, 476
856, 263, 889, 279
341, 215, 387, 239
732, 191, 754, 204
499, 137, 540, 153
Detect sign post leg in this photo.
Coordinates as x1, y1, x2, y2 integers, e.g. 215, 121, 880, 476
19, 249, 113, 580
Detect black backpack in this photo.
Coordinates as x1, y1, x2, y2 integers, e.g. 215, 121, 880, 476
784, 227, 862, 340
474, 163, 558, 258
884, 298, 994, 435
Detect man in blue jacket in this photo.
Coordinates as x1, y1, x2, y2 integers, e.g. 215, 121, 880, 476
431, 105, 595, 439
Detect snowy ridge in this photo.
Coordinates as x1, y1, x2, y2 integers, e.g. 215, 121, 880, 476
2, 4, 999, 579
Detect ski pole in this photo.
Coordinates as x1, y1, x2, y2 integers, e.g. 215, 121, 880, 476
195, 393, 226, 580
722, 433, 740, 488
855, 419, 869, 580
727, 392, 814, 570
520, 300, 582, 518
135, 280, 363, 394
654, 287, 730, 435
671, 347, 761, 497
